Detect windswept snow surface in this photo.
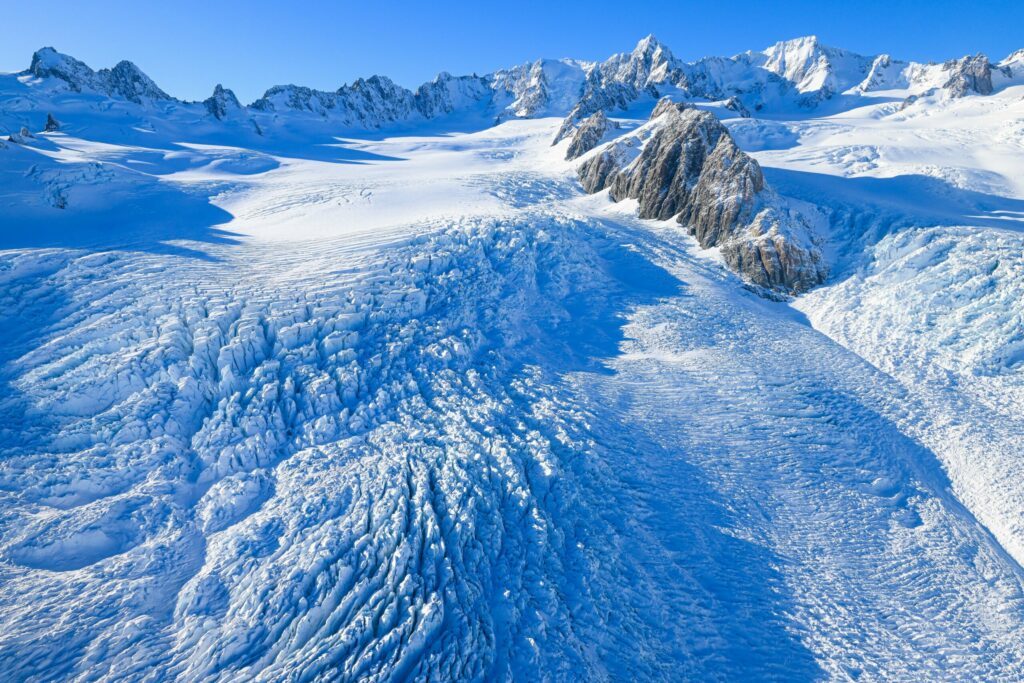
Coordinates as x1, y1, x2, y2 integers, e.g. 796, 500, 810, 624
2, 69, 1024, 682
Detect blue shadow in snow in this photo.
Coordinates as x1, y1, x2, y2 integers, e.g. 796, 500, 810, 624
533, 231, 683, 375
765, 167, 1024, 234
517, 224, 824, 678
0, 179, 241, 261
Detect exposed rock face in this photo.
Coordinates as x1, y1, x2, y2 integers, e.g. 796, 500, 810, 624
28, 48, 96, 92
552, 80, 636, 144
252, 76, 419, 128
650, 96, 689, 119
203, 85, 242, 120
723, 96, 751, 117
718, 210, 825, 295
44, 113, 60, 131
598, 34, 684, 90
98, 61, 170, 103
564, 111, 618, 160
414, 72, 490, 118
28, 48, 171, 103
578, 109, 826, 293
491, 58, 592, 119
19, 37, 1024, 142
942, 54, 997, 97
760, 36, 873, 95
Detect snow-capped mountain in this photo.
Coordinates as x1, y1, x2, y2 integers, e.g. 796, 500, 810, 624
5, 35, 1022, 144
2, 33, 1024, 682
27, 46, 172, 103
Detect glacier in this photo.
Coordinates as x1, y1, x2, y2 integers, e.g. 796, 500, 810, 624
1, 34, 1024, 681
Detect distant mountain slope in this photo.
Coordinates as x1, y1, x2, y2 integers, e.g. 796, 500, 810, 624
4, 36, 1023, 139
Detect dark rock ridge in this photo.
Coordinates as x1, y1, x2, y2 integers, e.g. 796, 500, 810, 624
577, 109, 826, 293
941, 54, 1008, 97
29, 48, 171, 103
563, 111, 618, 160
204, 85, 242, 120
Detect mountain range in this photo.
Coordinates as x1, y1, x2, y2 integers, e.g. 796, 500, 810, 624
6, 35, 1024, 136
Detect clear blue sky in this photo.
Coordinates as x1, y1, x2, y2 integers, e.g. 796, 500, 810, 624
3, 0, 1022, 104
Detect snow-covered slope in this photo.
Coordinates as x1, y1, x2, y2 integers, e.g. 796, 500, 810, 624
2, 36, 1024, 681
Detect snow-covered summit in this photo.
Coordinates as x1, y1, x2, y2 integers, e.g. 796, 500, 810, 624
5, 35, 1024, 138
599, 34, 682, 89
758, 35, 874, 94
26, 47, 171, 103
4, 28, 1024, 683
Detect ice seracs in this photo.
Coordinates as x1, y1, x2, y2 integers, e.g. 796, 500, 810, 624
3, 32, 1024, 682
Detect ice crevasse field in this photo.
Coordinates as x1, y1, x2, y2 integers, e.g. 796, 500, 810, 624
1, 35, 1024, 681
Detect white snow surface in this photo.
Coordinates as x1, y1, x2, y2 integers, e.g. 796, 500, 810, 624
2, 38, 1024, 682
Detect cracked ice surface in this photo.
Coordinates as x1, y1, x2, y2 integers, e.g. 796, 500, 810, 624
1, 115, 1024, 681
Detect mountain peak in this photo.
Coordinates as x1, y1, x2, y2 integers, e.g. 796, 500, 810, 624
99, 60, 171, 103
28, 47, 97, 92
204, 84, 242, 119
634, 34, 664, 54
770, 35, 822, 50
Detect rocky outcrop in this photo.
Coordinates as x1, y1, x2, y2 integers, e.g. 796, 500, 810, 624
598, 34, 684, 90
204, 85, 242, 120
98, 61, 170, 103
44, 113, 60, 131
252, 76, 418, 128
577, 109, 825, 293
564, 111, 618, 160
552, 79, 637, 144
28, 48, 97, 92
723, 96, 750, 117
28, 48, 171, 103
942, 54, 999, 97
650, 96, 688, 119
19, 38, 1024, 142
414, 72, 490, 118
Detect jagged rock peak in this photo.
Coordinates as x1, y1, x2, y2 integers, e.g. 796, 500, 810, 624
576, 108, 825, 293
601, 34, 681, 89
634, 34, 667, 55
26, 47, 171, 103
44, 113, 60, 131
99, 60, 171, 103
204, 84, 242, 119
28, 47, 96, 92
723, 96, 751, 117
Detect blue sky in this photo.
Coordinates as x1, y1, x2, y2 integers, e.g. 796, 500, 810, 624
3, 0, 1023, 103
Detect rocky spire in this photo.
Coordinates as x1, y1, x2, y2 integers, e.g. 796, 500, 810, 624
204, 84, 242, 120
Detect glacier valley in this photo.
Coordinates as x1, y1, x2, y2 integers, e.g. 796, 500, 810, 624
1, 35, 1024, 681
